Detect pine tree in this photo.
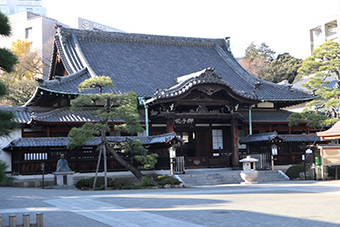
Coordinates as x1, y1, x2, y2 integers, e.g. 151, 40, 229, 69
289, 41, 340, 128
67, 76, 147, 189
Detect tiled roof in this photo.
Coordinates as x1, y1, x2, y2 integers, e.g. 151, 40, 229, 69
240, 132, 279, 144
3, 132, 182, 150
41, 68, 93, 95
239, 109, 294, 122
239, 131, 320, 144
280, 134, 320, 143
0, 106, 55, 124
32, 106, 145, 123
292, 74, 337, 92
38, 27, 314, 105
0, 106, 144, 125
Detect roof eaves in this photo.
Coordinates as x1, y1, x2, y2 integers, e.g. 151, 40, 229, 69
38, 86, 82, 95
261, 96, 317, 102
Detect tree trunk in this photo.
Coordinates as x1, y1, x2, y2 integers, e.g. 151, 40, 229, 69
105, 142, 144, 180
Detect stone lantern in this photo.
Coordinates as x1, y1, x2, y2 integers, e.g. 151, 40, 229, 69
239, 156, 259, 184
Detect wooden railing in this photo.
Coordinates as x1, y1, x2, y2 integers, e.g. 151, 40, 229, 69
0, 213, 43, 227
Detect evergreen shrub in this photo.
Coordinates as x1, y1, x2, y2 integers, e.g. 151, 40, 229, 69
285, 164, 304, 179
88, 176, 106, 188
0, 160, 9, 185
156, 175, 181, 186
75, 178, 90, 189
140, 174, 156, 187
110, 178, 134, 190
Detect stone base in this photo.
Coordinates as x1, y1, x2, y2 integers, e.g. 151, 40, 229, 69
241, 181, 258, 185
51, 185, 76, 189
240, 170, 259, 184
53, 171, 75, 186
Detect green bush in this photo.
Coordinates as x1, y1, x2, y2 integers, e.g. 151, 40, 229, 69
285, 165, 305, 179
121, 185, 144, 190
156, 175, 181, 186
140, 174, 156, 187
110, 178, 134, 190
75, 178, 90, 189
0, 160, 9, 185
327, 166, 340, 179
134, 153, 159, 169
88, 176, 106, 188
76, 177, 110, 189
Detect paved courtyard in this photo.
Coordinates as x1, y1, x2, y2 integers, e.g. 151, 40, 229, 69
1, 181, 340, 227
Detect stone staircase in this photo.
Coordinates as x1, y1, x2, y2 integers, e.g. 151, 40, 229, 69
177, 170, 289, 187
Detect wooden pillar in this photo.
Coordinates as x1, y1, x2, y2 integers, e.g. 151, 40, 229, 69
47, 125, 50, 137
166, 118, 174, 133
36, 212, 43, 227
9, 214, 16, 227
231, 113, 239, 168
23, 213, 30, 227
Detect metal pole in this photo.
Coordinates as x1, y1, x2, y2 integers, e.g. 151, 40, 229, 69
93, 145, 102, 189
41, 162, 45, 189
170, 158, 174, 175
103, 145, 107, 190
248, 106, 252, 135
336, 166, 338, 180
145, 104, 149, 136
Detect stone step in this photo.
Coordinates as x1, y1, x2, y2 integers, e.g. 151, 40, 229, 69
178, 170, 289, 186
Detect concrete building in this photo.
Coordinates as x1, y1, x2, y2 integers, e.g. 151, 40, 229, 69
0, 12, 123, 79
0, 0, 46, 16
77, 17, 124, 32
310, 14, 340, 53
0, 11, 68, 79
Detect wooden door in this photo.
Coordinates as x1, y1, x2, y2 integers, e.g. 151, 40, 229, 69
195, 130, 211, 157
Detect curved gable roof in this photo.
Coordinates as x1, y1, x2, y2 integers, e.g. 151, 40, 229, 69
30, 106, 145, 124
44, 26, 314, 104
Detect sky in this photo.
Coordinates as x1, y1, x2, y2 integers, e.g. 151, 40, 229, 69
42, 0, 340, 59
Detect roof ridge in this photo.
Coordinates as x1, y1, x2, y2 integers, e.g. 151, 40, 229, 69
58, 26, 228, 48
214, 44, 258, 87
71, 33, 98, 78
54, 36, 75, 74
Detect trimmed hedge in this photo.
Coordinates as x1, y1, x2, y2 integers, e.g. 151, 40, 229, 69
156, 175, 181, 186
75, 174, 182, 190
285, 165, 304, 179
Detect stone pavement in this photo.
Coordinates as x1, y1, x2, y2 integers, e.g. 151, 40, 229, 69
1, 180, 340, 227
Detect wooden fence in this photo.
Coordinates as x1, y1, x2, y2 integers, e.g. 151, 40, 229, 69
0, 213, 43, 227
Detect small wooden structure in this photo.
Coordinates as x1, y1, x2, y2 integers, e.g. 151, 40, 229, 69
239, 131, 325, 166
3, 133, 182, 175
317, 121, 340, 165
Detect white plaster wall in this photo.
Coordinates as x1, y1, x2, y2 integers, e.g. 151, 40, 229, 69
0, 129, 22, 172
